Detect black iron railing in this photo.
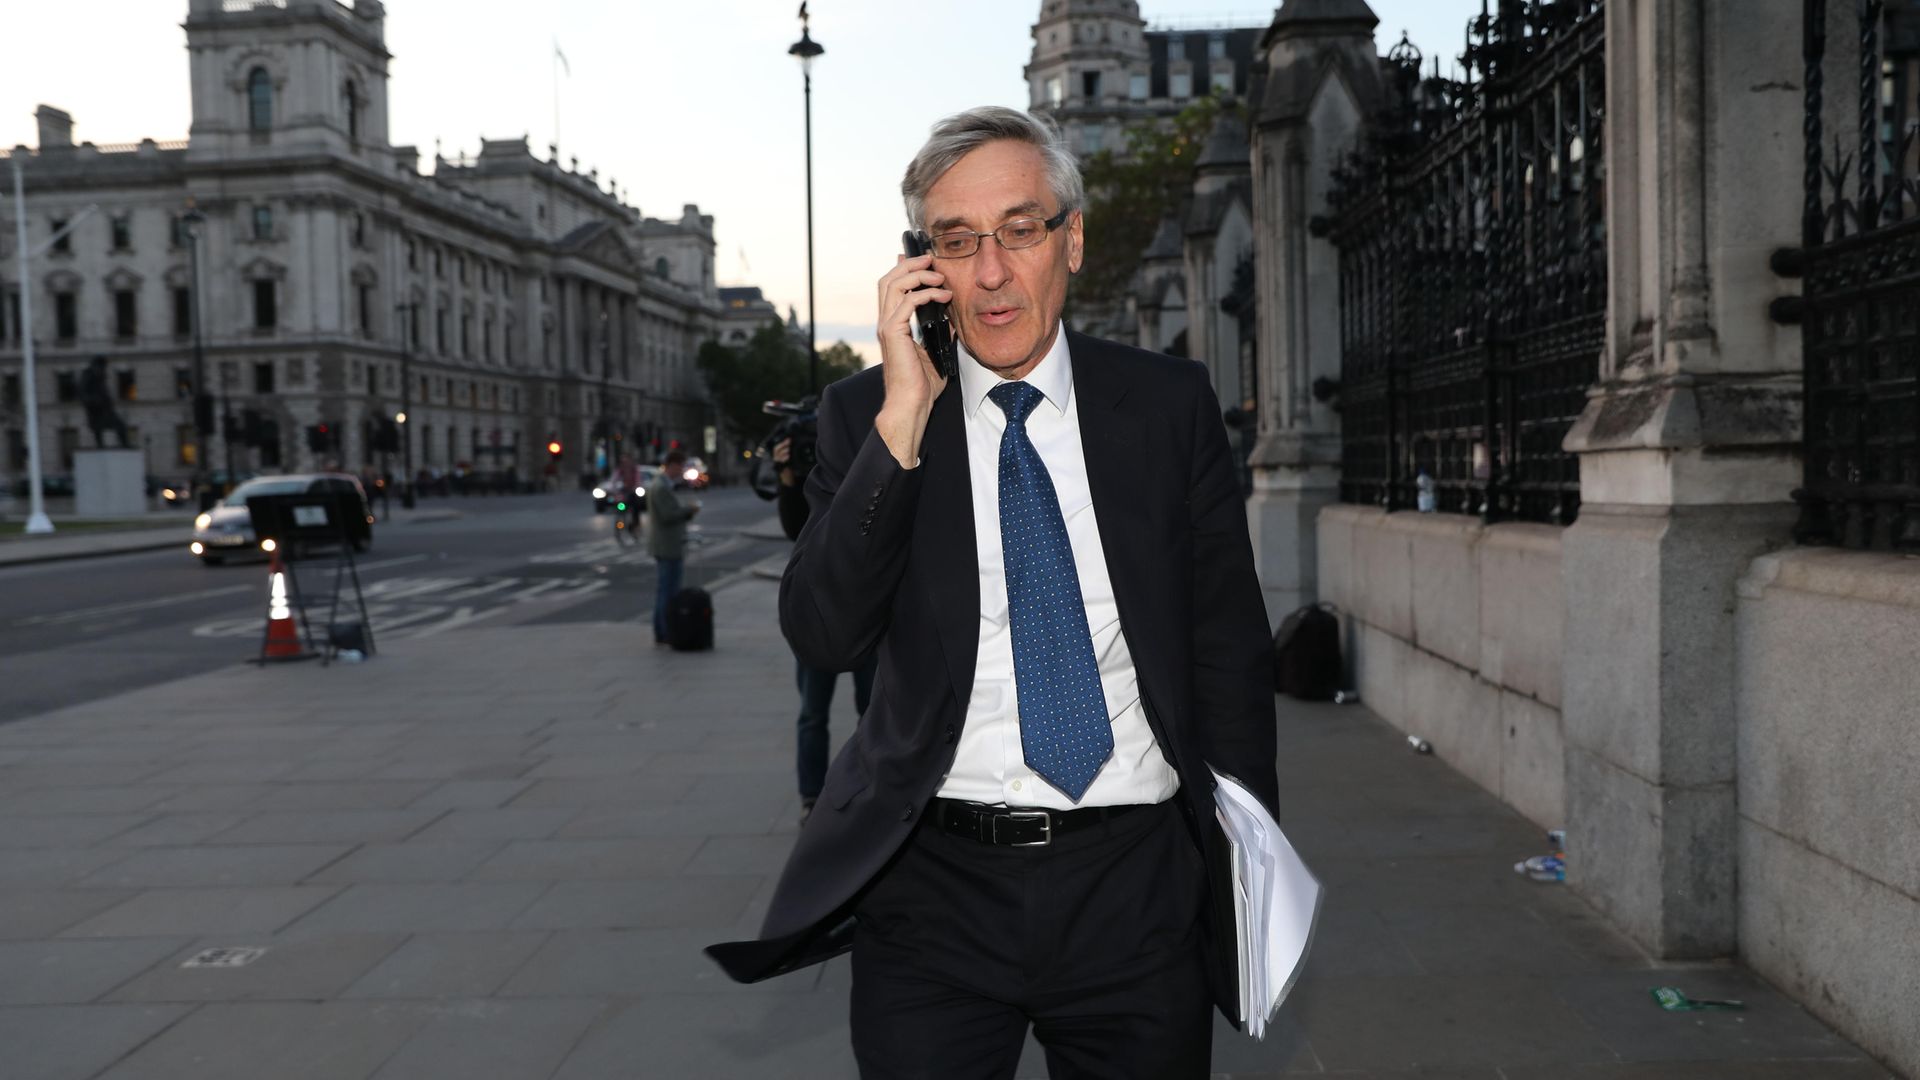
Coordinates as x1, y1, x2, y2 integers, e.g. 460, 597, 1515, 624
1326, 0, 1605, 525
1794, 0, 1920, 551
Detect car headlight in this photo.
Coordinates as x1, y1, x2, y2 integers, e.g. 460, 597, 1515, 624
636, 486, 646, 497
592, 487, 606, 500
194, 513, 212, 530
683, 468, 698, 482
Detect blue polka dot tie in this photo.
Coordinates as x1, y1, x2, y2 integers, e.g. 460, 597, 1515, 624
989, 381, 1112, 802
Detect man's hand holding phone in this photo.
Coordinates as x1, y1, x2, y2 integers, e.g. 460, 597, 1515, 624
874, 251, 952, 469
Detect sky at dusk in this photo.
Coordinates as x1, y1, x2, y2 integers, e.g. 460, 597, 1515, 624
3, 0, 1482, 362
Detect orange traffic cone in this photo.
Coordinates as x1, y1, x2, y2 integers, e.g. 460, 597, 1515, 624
260, 549, 312, 662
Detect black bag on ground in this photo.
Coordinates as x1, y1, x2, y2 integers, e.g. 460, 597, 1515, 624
667, 586, 714, 652
1272, 603, 1341, 700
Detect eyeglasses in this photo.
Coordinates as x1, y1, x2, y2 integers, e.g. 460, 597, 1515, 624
926, 207, 1072, 259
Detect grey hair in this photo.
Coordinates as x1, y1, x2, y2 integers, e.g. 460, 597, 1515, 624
901, 106, 1084, 234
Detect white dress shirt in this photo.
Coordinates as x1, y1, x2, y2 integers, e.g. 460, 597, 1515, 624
935, 326, 1179, 809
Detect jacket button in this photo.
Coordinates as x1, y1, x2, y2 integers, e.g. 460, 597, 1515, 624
901, 805, 915, 821
945, 724, 957, 743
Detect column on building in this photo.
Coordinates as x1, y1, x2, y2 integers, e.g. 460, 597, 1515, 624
1245, 0, 1382, 624
1558, 0, 1804, 958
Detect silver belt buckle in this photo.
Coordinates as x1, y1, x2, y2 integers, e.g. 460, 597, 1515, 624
996, 809, 1052, 847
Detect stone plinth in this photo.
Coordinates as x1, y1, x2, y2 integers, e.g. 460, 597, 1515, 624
73, 449, 147, 517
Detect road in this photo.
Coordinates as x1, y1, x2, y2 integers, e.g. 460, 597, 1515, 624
0, 485, 789, 725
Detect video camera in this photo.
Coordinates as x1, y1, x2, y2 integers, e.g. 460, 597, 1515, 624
750, 396, 820, 502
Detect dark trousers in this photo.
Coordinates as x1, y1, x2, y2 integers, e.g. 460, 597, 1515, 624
652, 556, 684, 642
849, 800, 1213, 1080
795, 655, 877, 800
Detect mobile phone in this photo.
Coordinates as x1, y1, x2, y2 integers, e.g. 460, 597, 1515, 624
902, 231, 958, 380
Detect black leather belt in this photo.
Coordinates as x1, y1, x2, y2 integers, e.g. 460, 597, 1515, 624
929, 797, 1145, 847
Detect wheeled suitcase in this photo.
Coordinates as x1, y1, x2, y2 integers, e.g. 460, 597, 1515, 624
666, 586, 713, 651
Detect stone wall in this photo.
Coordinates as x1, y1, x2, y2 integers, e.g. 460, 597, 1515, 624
1734, 548, 1920, 1077
1317, 505, 1565, 829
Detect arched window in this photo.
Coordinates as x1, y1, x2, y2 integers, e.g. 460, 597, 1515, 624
343, 80, 359, 141
654, 257, 670, 279
247, 68, 272, 133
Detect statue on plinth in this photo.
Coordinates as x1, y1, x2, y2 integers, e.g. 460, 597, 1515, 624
79, 355, 131, 449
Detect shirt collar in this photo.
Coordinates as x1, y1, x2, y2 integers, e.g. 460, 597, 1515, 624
958, 322, 1073, 420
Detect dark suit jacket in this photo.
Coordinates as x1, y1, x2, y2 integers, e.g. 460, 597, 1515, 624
706, 331, 1278, 1020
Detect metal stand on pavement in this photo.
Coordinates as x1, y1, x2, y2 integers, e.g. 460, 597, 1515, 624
245, 493, 375, 666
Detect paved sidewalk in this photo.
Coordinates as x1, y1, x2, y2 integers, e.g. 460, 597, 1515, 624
0, 572, 1893, 1078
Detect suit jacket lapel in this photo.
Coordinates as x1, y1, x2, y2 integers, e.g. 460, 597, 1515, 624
917, 380, 980, 708
1070, 333, 1151, 640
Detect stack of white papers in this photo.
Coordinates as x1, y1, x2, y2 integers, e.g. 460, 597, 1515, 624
1210, 769, 1323, 1040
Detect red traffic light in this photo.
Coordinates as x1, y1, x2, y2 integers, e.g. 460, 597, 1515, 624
547, 441, 563, 456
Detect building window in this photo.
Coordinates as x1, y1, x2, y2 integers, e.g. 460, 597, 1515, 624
56, 371, 78, 402
173, 287, 191, 338
406, 238, 417, 270
501, 270, 511, 298
1130, 73, 1149, 100
174, 367, 192, 398
1046, 76, 1063, 108
480, 263, 489, 290
114, 289, 137, 339
457, 254, 466, 284
248, 67, 272, 133
1170, 72, 1192, 99
54, 291, 76, 341
170, 213, 189, 249
2, 288, 18, 344
111, 214, 132, 252
434, 248, 443, 276
3, 374, 20, 410
253, 361, 274, 395
343, 79, 359, 141
461, 314, 470, 357
407, 305, 420, 350
483, 315, 493, 359
353, 213, 367, 247
1211, 70, 1234, 94
253, 280, 277, 330
116, 370, 137, 401
176, 424, 196, 466
50, 218, 70, 255
358, 284, 372, 335
253, 205, 272, 241
1082, 71, 1101, 99
654, 257, 670, 279
1084, 127, 1104, 154
435, 307, 447, 353
1209, 34, 1226, 61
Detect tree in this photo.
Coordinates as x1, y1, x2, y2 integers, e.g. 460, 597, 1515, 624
1075, 92, 1241, 308
697, 321, 864, 449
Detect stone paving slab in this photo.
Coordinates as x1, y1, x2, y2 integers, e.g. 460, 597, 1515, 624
0, 567, 1897, 1078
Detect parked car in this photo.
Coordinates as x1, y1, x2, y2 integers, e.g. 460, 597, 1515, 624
189, 473, 373, 565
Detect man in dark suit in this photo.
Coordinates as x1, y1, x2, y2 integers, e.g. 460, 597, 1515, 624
708, 106, 1277, 1079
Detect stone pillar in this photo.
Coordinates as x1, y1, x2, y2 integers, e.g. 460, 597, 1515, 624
1559, 0, 1804, 958
1246, 0, 1382, 624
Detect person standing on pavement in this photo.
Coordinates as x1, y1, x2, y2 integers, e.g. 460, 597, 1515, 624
707, 107, 1277, 1078
772, 436, 877, 823
647, 447, 700, 645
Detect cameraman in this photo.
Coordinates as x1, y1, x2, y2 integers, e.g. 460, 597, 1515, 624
772, 434, 877, 823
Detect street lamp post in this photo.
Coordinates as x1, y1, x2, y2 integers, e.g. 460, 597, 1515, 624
180, 206, 215, 509
789, 9, 824, 394
395, 300, 415, 507
8, 155, 53, 533
598, 309, 614, 474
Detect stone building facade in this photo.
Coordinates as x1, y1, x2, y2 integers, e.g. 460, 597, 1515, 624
0, 0, 729, 495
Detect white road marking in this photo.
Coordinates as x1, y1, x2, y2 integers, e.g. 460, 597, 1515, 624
15, 584, 252, 627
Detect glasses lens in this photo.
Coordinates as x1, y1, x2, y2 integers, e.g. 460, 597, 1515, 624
931, 233, 978, 258
996, 219, 1047, 249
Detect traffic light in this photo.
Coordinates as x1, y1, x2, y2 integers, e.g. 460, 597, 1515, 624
306, 423, 337, 454
222, 412, 242, 441
193, 393, 215, 436
373, 418, 400, 454
547, 439, 563, 459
